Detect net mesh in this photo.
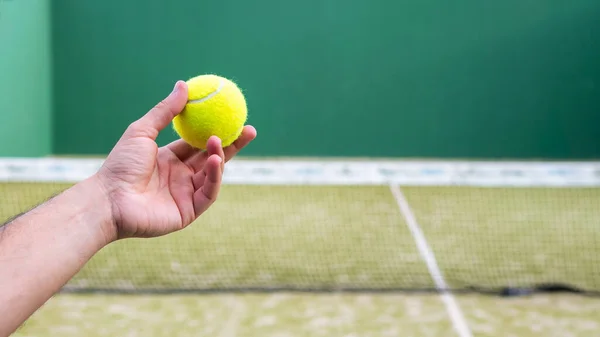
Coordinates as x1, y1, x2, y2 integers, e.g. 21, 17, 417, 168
1, 158, 600, 295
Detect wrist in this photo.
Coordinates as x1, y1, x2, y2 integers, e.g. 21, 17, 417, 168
75, 175, 119, 247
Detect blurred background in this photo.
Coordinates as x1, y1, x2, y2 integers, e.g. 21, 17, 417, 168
3, 0, 600, 159
2, 1, 600, 336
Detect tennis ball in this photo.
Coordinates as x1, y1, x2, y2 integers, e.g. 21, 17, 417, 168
172, 74, 247, 149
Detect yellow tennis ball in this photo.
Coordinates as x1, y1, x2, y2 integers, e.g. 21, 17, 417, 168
172, 74, 247, 149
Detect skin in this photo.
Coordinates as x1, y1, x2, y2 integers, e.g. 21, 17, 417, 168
0, 80, 257, 336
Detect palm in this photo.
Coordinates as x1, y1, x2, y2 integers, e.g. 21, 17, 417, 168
99, 128, 254, 239
111, 141, 195, 238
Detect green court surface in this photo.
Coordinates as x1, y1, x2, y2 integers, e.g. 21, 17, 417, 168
3, 178, 600, 335
403, 186, 600, 291
14, 293, 600, 337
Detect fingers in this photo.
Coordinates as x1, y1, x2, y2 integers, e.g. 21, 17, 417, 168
186, 125, 257, 173
206, 136, 226, 171
166, 139, 199, 161
223, 125, 257, 162
125, 81, 188, 140
190, 127, 256, 217
192, 136, 223, 190
165, 132, 224, 163
193, 154, 223, 216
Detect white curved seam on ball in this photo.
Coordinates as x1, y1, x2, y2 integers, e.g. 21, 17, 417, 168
187, 78, 224, 104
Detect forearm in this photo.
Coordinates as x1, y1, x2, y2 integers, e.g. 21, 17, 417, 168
0, 176, 115, 336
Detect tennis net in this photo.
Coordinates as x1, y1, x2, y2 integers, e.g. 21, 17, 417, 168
1, 158, 600, 295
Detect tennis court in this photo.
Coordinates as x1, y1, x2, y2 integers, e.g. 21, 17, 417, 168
3, 1, 600, 335
3, 158, 600, 336
15, 293, 600, 336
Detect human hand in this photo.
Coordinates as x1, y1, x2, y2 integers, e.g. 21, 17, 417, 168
95, 81, 256, 241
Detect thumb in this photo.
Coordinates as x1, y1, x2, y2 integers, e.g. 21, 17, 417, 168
127, 80, 188, 140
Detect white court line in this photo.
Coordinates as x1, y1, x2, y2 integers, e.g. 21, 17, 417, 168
390, 184, 473, 337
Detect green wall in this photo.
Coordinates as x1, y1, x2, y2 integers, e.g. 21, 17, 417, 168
0, 0, 52, 157
51, 0, 600, 159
